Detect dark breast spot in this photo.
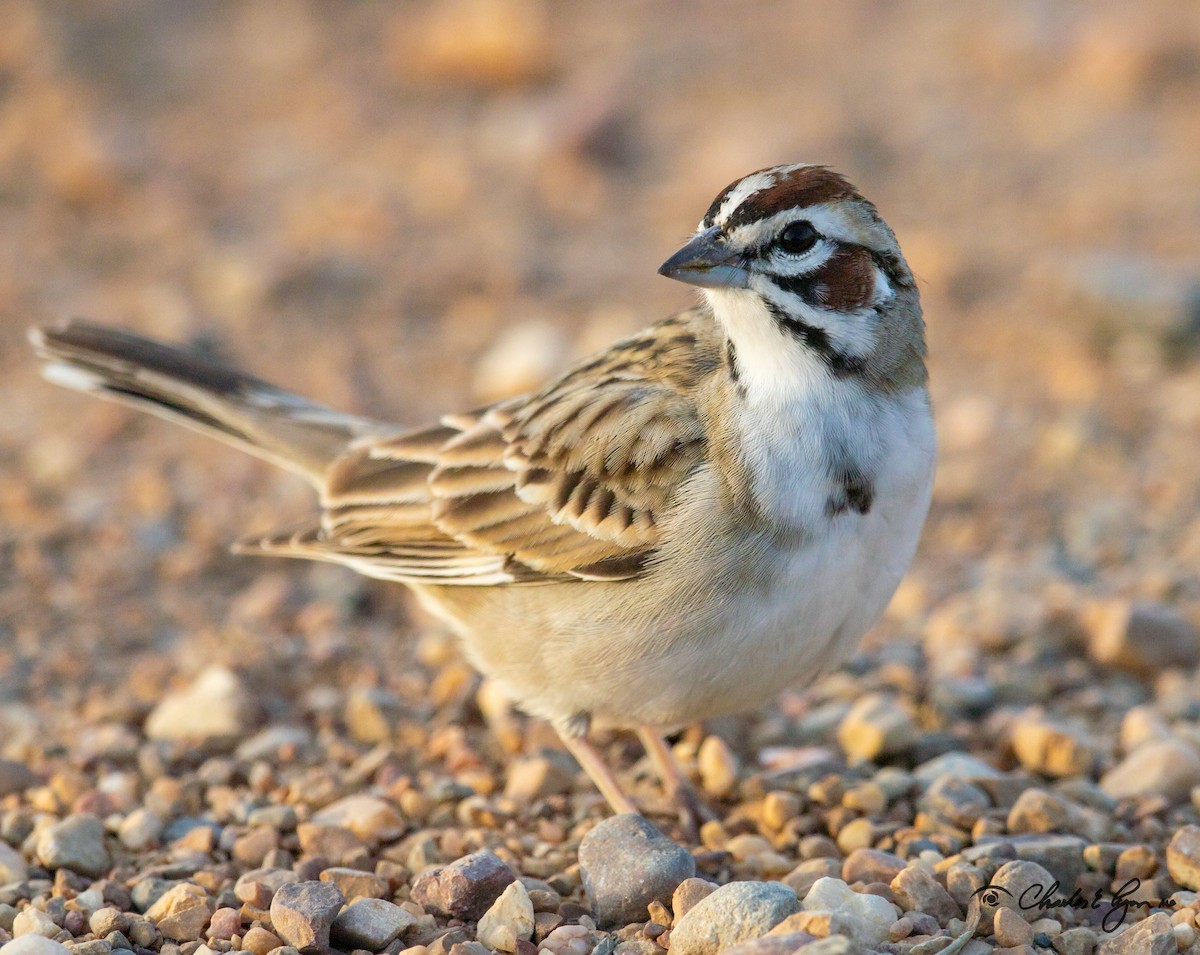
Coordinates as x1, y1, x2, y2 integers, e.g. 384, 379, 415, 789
826, 469, 875, 517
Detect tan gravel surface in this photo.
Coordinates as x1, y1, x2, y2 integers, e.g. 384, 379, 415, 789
2, 3, 1200, 954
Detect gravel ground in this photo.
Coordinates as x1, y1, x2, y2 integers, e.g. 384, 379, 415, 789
3, 3, 1200, 954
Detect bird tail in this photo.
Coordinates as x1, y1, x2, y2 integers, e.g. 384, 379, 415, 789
29, 318, 386, 485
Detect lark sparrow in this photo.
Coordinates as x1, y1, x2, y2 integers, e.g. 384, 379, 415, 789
30, 164, 935, 826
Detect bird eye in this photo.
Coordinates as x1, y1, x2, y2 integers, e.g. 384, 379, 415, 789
776, 220, 820, 256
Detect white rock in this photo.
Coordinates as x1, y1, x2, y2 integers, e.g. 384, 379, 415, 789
1101, 738, 1200, 802
144, 666, 258, 741
309, 795, 405, 842
118, 808, 165, 851
802, 878, 897, 948
0, 937, 70, 955
476, 881, 535, 952
12, 908, 58, 939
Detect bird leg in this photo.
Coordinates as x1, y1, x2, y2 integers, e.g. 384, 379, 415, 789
637, 725, 716, 837
557, 728, 640, 815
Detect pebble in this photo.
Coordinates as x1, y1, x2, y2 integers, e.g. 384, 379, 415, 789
919, 774, 991, 829
1085, 600, 1200, 675
1053, 927, 1099, 955
798, 878, 897, 947
410, 850, 516, 921
913, 752, 1000, 786
672, 879, 718, 922
842, 848, 905, 886
761, 792, 801, 831
88, 910, 127, 938
1166, 825, 1200, 890
331, 898, 416, 951
698, 737, 740, 798
1100, 738, 1200, 802
716, 933, 818, 955
890, 867, 961, 924
990, 860, 1056, 923
269, 881, 344, 953
784, 859, 842, 899
0, 843, 28, 885
144, 884, 213, 943
836, 693, 917, 761
1007, 788, 1107, 842
994, 906, 1034, 947
309, 795, 405, 842
475, 881, 534, 952
36, 814, 110, 877
13, 909, 58, 939
239, 927, 281, 955
1094, 910, 1174, 954
204, 908, 240, 941
117, 809, 164, 851
319, 867, 388, 901
1010, 713, 1098, 777
668, 881, 800, 955
578, 814, 695, 928
503, 755, 575, 803
143, 666, 258, 741
1009, 834, 1087, 887
0, 939, 71, 955
0, 762, 38, 798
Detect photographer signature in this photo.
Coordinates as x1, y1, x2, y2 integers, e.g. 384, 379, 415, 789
971, 879, 1175, 933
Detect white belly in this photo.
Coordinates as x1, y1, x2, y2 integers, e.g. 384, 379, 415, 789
550, 386, 935, 728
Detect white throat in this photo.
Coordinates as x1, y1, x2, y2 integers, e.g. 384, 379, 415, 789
704, 287, 833, 406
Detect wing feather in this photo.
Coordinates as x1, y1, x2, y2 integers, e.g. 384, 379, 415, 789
252, 310, 718, 585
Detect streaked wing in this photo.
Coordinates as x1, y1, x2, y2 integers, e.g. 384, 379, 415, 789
239, 311, 717, 585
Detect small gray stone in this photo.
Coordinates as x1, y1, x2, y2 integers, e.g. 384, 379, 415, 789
912, 752, 1000, 786
919, 774, 991, 829
990, 860, 1057, 923
578, 814, 695, 928
330, 898, 415, 951
36, 815, 110, 877
66, 942, 111, 955
1008, 789, 1107, 842
0, 763, 37, 799
669, 881, 800, 955
890, 867, 961, 924
410, 850, 516, 921
269, 881, 345, 953
0, 842, 28, 885
1095, 911, 1174, 954
1086, 600, 1200, 675
1009, 834, 1087, 888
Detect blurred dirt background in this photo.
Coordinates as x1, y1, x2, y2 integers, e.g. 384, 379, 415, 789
1, 1, 1200, 950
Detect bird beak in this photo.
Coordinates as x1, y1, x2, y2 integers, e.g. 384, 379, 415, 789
657, 227, 751, 289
